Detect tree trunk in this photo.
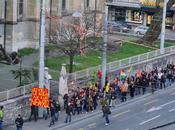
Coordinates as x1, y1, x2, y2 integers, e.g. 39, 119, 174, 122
69, 54, 74, 73
137, 0, 175, 45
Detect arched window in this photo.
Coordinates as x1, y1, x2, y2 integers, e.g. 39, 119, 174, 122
17, 0, 23, 20
62, 0, 66, 10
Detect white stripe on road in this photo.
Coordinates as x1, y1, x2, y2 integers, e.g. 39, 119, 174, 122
160, 100, 175, 108
144, 99, 158, 106
87, 123, 96, 127
169, 108, 175, 112
112, 110, 130, 118
139, 115, 160, 125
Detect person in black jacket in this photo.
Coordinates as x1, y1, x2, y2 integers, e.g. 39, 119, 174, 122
64, 103, 72, 123
15, 114, 23, 130
102, 105, 110, 125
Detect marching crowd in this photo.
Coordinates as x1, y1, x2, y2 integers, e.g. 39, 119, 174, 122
0, 63, 175, 130
44, 63, 175, 126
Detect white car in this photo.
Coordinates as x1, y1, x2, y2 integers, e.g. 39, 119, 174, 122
134, 25, 149, 35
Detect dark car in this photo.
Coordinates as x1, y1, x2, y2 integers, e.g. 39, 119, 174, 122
107, 21, 131, 33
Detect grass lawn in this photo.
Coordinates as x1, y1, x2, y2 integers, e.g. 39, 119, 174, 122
153, 40, 174, 48
46, 41, 154, 72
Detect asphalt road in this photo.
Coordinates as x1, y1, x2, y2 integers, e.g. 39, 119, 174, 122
53, 86, 175, 130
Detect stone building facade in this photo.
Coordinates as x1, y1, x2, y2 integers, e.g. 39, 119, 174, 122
0, 0, 105, 52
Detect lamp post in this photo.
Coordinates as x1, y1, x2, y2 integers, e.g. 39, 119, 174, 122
49, 0, 52, 42
160, 0, 168, 54
101, 6, 108, 90
4, 0, 7, 50
93, 0, 97, 38
38, 0, 46, 117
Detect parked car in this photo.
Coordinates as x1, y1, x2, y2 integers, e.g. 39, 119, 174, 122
134, 25, 149, 35
107, 21, 131, 33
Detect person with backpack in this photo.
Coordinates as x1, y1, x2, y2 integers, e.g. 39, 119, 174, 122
0, 106, 4, 130
15, 114, 24, 130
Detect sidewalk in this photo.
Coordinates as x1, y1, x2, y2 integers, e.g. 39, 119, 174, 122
4, 105, 102, 130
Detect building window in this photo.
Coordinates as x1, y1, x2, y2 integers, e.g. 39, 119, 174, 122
17, 0, 23, 20
131, 10, 142, 22
62, 0, 66, 10
86, 0, 90, 8
0, 0, 5, 20
115, 9, 126, 21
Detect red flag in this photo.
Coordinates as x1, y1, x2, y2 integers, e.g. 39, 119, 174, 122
97, 69, 102, 78
137, 70, 142, 78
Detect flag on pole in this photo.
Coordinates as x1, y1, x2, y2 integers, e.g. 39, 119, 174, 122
105, 83, 110, 93
137, 69, 142, 77
120, 69, 126, 80
128, 66, 132, 73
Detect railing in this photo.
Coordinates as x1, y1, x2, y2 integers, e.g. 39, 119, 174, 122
68, 45, 175, 82
1, 45, 175, 102
0, 82, 37, 102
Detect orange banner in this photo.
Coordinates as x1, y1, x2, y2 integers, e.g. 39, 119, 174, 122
31, 87, 49, 108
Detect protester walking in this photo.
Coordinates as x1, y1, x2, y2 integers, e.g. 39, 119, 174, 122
102, 105, 111, 125
64, 103, 72, 123
0, 106, 4, 130
15, 114, 24, 130
29, 105, 38, 121
49, 103, 55, 127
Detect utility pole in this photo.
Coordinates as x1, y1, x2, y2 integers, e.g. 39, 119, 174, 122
101, 6, 108, 90
39, 0, 45, 89
160, 0, 168, 54
39, 0, 46, 117
93, 0, 97, 38
4, 0, 7, 50
49, 0, 52, 42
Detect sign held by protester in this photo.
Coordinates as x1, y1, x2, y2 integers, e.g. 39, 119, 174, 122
31, 87, 49, 108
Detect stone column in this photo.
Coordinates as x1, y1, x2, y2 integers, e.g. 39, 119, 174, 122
143, 12, 147, 26
57, 0, 62, 16
173, 12, 175, 30
7, 0, 17, 23
5, 0, 18, 52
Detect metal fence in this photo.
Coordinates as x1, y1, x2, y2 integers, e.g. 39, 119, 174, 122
0, 82, 37, 102
67, 45, 175, 82
1, 45, 175, 102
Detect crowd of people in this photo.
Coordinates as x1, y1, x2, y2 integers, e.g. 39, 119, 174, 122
40, 63, 175, 126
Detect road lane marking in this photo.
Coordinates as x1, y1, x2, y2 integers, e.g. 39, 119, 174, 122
112, 110, 130, 118
87, 123, 96, 127
169, 108, 175, 112
160, 100, 175, 107
146, 100, 175, 113
144, 99, 158, 106
146, 106, 162, 113
139, 115, 160, 125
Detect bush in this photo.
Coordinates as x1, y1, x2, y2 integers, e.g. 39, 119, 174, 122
18, 48, 38, 56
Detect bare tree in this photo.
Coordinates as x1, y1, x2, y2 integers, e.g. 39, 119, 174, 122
49, 19, 82, 73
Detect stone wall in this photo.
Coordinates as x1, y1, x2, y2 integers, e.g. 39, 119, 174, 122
0, 96, 31, 126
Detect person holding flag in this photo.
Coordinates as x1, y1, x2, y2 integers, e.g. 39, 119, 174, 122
120, 69, 126, 82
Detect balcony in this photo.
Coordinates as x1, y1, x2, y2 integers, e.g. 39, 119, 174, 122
106, 0, 141, 8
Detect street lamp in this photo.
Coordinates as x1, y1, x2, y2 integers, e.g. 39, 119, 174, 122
93, 0, 97, 38
3, 0, 7, 50
101, 6, 108, 90
160, 0, 168, 54
38, 0, 46, 117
